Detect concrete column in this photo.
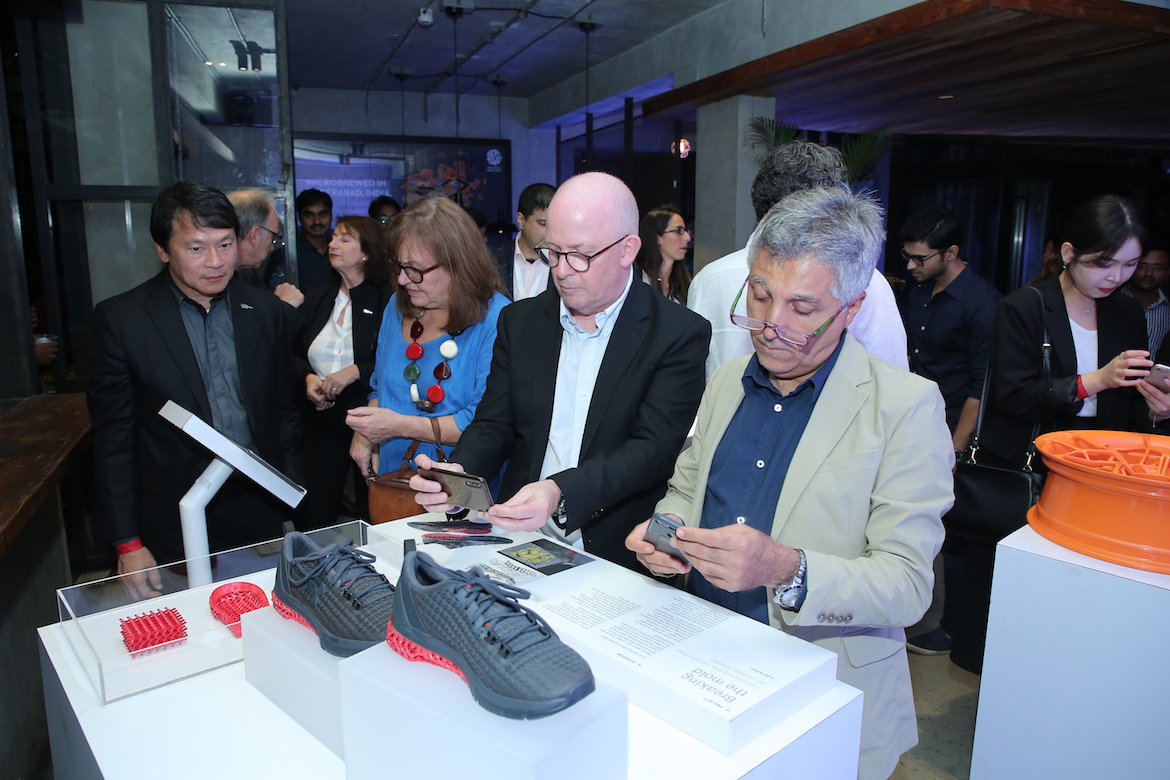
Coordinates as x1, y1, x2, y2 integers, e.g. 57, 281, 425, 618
694, 95, 775, 271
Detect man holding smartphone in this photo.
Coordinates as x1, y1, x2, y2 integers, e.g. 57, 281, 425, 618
626, 187, 953, 780
412, 172, 711, 571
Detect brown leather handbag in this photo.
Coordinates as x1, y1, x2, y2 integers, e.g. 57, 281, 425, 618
366, 417, 445, 524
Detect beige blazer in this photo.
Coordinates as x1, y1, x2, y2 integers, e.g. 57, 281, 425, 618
656, 334, 953, 780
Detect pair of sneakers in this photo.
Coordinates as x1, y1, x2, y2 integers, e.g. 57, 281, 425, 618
272, 532, 593, 719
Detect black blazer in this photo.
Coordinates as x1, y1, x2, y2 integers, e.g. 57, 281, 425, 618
453, 279, 711, 570
88, 271, 304, 559
492, 241, 555, 301
981, 275, 1148, 467
294, 279, 392, 409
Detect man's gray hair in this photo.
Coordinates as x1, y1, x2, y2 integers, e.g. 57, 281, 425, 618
228, 188, 275, 236
748, 187, 884, 304
751, 140, 847, 222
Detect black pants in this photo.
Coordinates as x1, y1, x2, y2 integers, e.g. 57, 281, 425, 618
949, 537, 997, 674
295, 388, 369, 531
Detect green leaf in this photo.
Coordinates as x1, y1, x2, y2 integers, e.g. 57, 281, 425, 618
840, 127, 891, 183
744, 117, 801, 158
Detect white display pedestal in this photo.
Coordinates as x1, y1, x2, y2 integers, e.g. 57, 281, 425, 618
38, 622, 344, 780
40, 516, 864, 779
242, 607, 347, 758
368, 516, 839, 755
971, 526, 1170, 780
40, 614, 861, 779
341, 642, 627, 780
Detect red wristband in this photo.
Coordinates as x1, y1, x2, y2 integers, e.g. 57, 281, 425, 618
115, 538, 144, 556
1076, 375, 1089, 400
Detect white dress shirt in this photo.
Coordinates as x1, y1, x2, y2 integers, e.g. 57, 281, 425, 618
511, 241, 552, 301
307, 288, 354, 377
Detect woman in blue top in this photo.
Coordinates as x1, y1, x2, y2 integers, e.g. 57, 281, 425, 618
348, 197, 509, 476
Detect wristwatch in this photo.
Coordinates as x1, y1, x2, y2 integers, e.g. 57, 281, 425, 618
773, 549, 807, 611
551, 496, 568, 528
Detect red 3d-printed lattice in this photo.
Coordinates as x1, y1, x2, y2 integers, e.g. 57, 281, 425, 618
120, 607, 188, 657
209, 582, 269, 638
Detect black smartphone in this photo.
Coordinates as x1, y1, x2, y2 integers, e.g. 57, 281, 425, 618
417, 468, 495, 512
644, 513, 689, 564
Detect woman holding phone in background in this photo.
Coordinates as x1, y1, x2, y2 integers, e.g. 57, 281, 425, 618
982, 194, 1160, 468
953, 193, 1163, 674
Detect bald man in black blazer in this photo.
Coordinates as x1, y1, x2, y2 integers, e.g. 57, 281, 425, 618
413, 173, 710, 571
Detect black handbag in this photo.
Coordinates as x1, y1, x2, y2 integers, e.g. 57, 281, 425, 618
943, 288, 1048, 544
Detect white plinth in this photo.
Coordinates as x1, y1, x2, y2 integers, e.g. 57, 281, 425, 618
369, 517, 840, 755
38, 622, 344, 779
340, 641, 628, 780
971, 526, 1170, 780
41, 614, 860, 780
242, 606, 350, 757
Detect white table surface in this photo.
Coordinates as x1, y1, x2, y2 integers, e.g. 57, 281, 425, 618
41, 619, 860, 779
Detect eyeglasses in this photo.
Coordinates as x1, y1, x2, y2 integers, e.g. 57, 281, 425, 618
662, 226, 690, 237
258, 225, 285, 248
900, 248, 942, 266
536, 235, 629, 273
391, 261, 441, 283
729, 278, 847, 348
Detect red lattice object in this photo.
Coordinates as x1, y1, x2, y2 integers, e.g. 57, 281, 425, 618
386, 618, 469, 685
120, 607, 188, 657
272, 591, 317, 635
209, 582, 269, 638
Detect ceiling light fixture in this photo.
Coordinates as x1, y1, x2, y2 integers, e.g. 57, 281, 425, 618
388, 66, 412, 140
938, 94, 955, 99
246, 41, 265, 72
574, 14, 601, 169
491, 74, 505, 139
230, 39, 248, 71
444, 3, 469, 139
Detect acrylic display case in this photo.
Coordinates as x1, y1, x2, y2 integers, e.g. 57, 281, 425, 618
56, 520, 369, 703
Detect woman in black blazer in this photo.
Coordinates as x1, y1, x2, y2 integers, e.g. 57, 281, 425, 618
954, 194, 1153, 674
982, 195, 1154, 469
294, 216, 393, 529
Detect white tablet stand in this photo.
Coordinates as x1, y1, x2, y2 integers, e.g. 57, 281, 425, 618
159, 400, 306, 586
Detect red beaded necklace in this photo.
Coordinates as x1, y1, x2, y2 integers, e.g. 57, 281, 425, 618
403, 317, 460, 412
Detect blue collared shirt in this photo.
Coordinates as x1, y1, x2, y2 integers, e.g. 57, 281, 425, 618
539, 270, 635, 546
691, 336, 846, 623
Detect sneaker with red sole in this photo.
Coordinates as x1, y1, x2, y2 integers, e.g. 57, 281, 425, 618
386, 549, 594, 719
272, 532, 395, 657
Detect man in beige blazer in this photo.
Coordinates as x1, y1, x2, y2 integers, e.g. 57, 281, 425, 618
627, 187, 954, 780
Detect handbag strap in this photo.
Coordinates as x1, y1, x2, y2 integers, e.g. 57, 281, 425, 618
429, 416, 447, 463
399, 416, 447, 469
967, 286, 1049, 471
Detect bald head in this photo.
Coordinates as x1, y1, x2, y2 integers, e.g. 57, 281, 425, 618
543, 172, 642, 322
549, 172, 639, 240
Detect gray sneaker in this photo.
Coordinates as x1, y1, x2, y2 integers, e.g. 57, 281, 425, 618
387, 549, 595, 719
272, 532, 395, 657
